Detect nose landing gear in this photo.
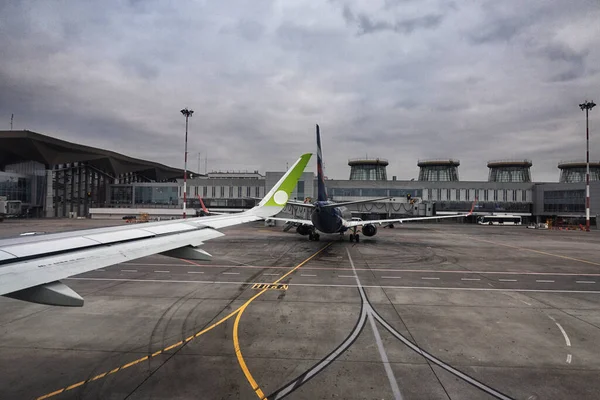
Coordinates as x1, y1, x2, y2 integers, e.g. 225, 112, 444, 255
348, 227, 360, 242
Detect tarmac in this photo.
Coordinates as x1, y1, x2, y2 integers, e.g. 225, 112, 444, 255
1, 219, 600, 400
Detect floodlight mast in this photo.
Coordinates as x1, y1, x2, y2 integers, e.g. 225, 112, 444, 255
579, 100, 596, 232
180, 108, 194, 219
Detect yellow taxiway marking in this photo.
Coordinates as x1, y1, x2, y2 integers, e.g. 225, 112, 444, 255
233, 243, 333, 399
35, 243, 331, 400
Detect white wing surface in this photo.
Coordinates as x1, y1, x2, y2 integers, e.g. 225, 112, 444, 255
0, 153, 312, 306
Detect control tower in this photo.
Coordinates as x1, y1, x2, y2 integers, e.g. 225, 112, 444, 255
558, 160, 600, 182
417, 159, 460, 181
487, 160, 532, 182
348, 158, 388, 180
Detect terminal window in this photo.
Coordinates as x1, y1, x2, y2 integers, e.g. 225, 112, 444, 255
543, 190, 585, 213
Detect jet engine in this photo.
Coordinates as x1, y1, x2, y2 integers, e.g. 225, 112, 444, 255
362, 224, 378, 237
296, 225, 312, 235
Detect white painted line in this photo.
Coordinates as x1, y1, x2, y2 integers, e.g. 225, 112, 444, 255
301, 274, 317, 277
121, 269, 138, 272
499, 279, 517, 282
65, 278, 600, 294
381, 276, 402, 279
222, 272, 240, 275
338, 275, 356, 278
187, 271, 204, 274
536, 280, 555, 283
263, 273, 280, 276
519, 299, 532, 306
547, 315, 572, 347
576, 281, 595, 284
154, 270, 170, 273
567, 354, 572, 364
555, 322, 571, 347
367, 312, 403, 400
461, 278, 480, 281
421, 277, 439, 280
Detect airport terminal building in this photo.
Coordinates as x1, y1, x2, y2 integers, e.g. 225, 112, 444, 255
1, 130, 598, 226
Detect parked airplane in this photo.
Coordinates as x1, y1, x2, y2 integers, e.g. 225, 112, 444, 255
270, 125, 474, 242
0, 153, 312, 307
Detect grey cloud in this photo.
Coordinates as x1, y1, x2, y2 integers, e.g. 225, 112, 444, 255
467, 17, 526, 44
236, 19, 265, 41
341, 4, 443, 35
1, 0, 599, 183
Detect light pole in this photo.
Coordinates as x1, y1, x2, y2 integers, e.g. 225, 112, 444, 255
180, 108, 194, 218
579, 100, 596, 231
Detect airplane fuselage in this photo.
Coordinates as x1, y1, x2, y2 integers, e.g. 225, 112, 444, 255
310, 201, 352, 234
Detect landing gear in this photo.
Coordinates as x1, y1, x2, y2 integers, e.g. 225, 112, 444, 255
348, 227, 360, 243
308, 232, 320, 241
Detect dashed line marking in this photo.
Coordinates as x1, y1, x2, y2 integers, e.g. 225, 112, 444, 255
338, 275, 356, 278
121, 269, 137, 272
90, 373, 107, 381
164, 341, 183, 352
461, 278, 480, 281
547, 315, 572, 347
187, 271, 204, 274
499, 279, 517, 282
381, 276, 402, 279
154, 270, 170, 273
65, 381, 85, 391
301, 274, 317, 277
421, 277, 439, 280
536, 280, 555, 283
222, 272, 240, 275
37, 389, 65, 399
576, 281, 595, 284
567, 354, 572, 364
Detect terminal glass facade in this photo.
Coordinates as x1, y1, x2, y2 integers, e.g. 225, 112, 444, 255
543, 190, 585, 213
331, 188, 422, 198
0, 172, 30, 203
559, 167, 600, 183
349, 165, 387, 181
418, 166, 459, 182
134, 186, 178, 205
488, 167, 531, 183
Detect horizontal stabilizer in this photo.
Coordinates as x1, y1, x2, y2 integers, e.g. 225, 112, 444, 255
161, 246, 213, 261
4, 281, 84, 307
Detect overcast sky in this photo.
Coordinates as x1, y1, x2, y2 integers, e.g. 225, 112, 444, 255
1, 0, 599, 182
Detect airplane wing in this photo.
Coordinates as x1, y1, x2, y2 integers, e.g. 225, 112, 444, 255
344, 201, 476, 228
320, 197, 391, 209
344, 213, 471, 228
285, 200, 316, 209
267, 217, 313, 225
0, 153, 312, 307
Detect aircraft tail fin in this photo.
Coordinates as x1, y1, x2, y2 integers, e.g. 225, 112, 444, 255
316, 124, 328, 201
249, 153, 312, 218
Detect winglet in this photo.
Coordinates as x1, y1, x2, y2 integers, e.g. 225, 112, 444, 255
467, 198, 478, 216
250, 153, 312, 218
198, 196, 209, 214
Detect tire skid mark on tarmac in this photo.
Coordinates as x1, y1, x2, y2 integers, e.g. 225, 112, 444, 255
267, 247, 515, 400
34, 241, 328, 400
